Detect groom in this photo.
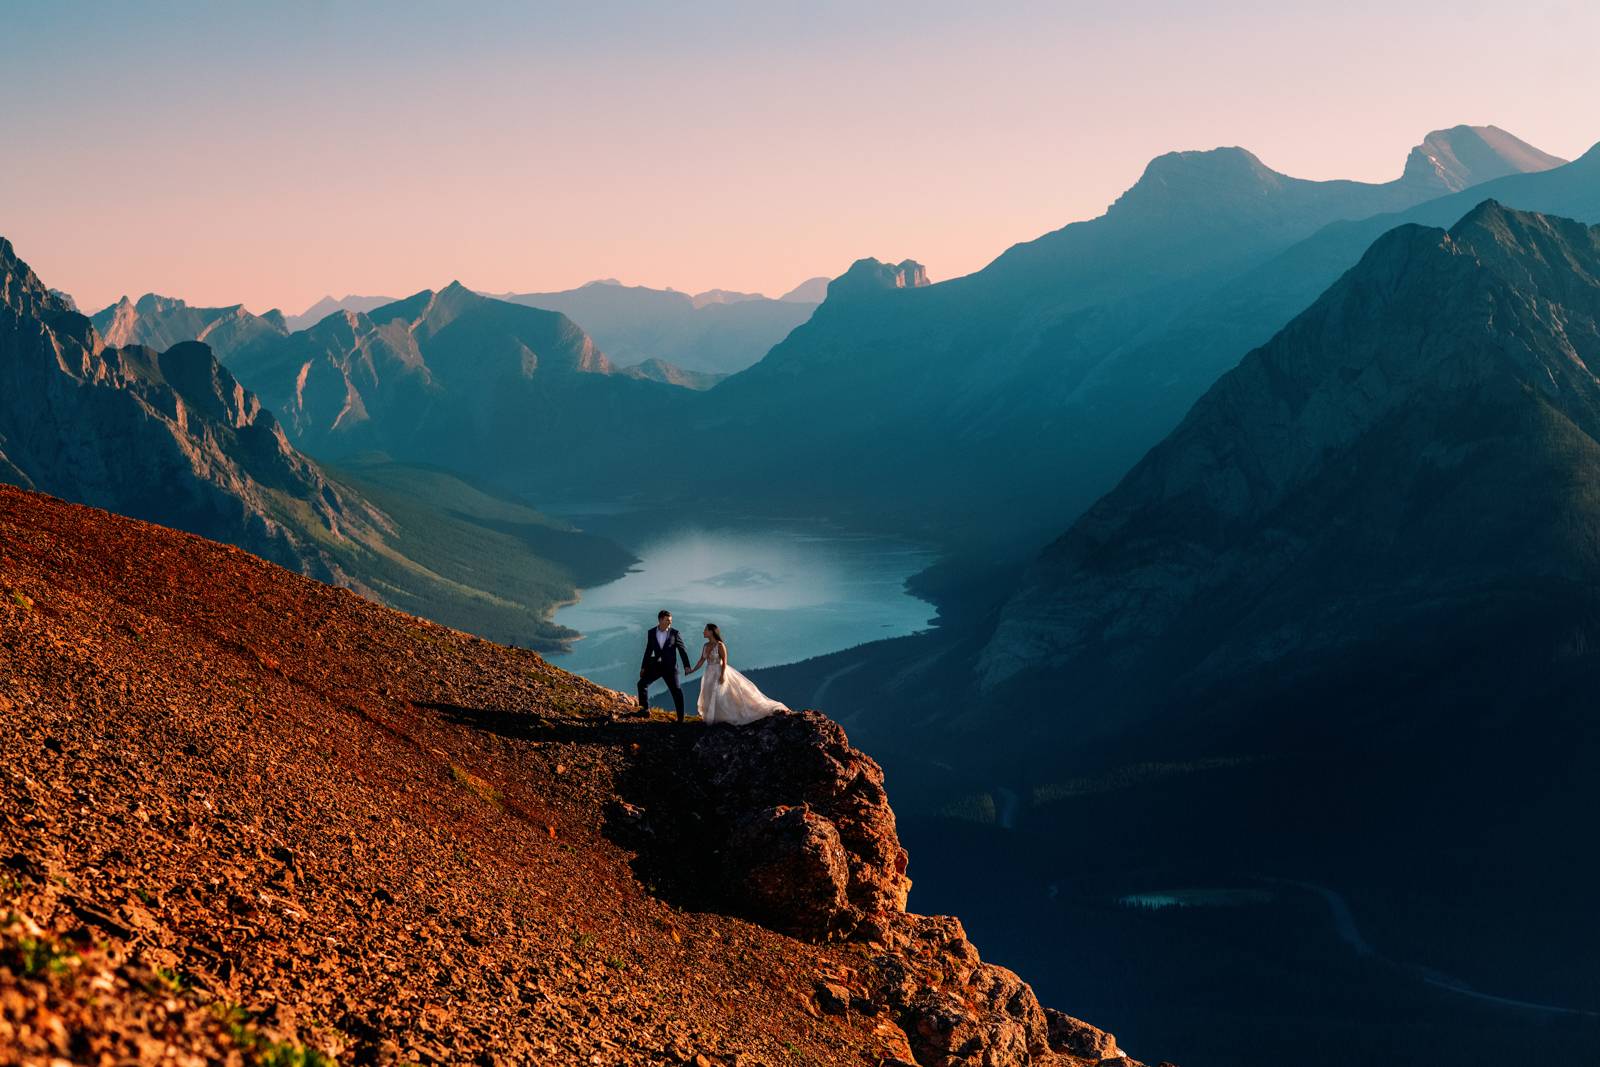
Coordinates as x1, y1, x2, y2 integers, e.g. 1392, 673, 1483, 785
637, 609, 692, 722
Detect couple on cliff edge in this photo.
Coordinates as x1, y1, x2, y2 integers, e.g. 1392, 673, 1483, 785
635, 609, 787, 726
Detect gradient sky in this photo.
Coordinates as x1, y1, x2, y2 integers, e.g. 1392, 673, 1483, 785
5, 0, 1597, 316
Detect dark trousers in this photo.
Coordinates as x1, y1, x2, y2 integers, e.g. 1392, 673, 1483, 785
638, 667, 685, 720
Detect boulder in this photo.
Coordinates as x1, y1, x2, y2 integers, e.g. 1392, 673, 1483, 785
692, 710, 910, 939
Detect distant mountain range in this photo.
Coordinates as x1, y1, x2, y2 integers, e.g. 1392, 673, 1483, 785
286, 276, 825, 377
0, 240, 631, 649
92, 292, 288, 358
284, 293, 397, 331
495, 277, 823, 375
220, 282, 696, 467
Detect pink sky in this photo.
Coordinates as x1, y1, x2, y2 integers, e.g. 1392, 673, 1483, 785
4, 1, 1596, 316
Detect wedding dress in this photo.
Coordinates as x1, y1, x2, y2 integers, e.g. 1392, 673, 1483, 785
697, 643, 788, 726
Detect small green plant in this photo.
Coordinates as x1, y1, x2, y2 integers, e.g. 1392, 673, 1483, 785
604, 955, 626, 971
8, 590, 32, 611
14, 934, 79, 977
214, 1002, 334, 1067
152, 965, 191, 993
448, 764, 502, 808
255, 1041, 335, 1067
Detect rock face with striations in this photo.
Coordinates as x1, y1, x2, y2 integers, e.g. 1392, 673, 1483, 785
0, 239, 380, 584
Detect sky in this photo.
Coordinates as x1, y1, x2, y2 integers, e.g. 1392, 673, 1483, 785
4, 0, 1597, 316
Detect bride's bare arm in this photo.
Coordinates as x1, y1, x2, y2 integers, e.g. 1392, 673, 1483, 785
689, 644, 707, 673
717, 642, 728, 684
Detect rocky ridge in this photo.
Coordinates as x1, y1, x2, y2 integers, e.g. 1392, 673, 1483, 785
91, 293, 288, 361
0, 485, 1165, 1067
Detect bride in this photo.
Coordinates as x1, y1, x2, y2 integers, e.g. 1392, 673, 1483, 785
687, 623, 788, 726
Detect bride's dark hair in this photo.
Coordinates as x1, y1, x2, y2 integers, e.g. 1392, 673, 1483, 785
704, 622, 724, 645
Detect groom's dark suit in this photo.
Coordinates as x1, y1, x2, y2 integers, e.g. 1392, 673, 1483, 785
638, 626, 693, 721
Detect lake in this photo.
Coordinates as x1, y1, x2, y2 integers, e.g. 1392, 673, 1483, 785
549, 522, 937, 695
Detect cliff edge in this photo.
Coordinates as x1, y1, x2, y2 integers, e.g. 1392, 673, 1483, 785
0, 485, 1166, 1066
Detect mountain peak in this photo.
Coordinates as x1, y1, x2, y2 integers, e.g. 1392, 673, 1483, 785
826, 259, 930, 300
1111, 146, 1284, 213
1401, 125, 1566, 193
0, 238, 72, 320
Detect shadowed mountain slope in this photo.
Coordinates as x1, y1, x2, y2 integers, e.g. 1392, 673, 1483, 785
0, 485, 1163, 1067
983, 202, 1600, 743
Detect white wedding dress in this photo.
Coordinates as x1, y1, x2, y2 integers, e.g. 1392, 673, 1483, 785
697, 642, 788, 725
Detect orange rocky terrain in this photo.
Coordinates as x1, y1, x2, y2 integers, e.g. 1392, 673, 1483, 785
0, 485, 1167, 1067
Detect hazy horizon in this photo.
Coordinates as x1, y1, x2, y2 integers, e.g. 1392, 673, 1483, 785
5, 0, 1597, 314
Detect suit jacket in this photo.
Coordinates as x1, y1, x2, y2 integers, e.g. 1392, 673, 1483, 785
641, 626, 692, 676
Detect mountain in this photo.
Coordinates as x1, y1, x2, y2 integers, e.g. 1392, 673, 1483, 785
980, 202, 1600, 736
780, 276, 831, 303
91, 292, 288, 360
1082, 140, 1600, 476
498, 277, 820, 375
690, 287, 763, 307
1400, 124, 1567, 192
284, 293, 399, 332
223, 283, 687, 470
0, 239, 631, 650
612, 127, 1568, 550
0, 483, 1159, 1067
3, 243, 375, 583
622, 356, 724, 390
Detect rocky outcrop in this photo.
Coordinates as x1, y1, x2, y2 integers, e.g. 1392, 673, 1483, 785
693, 711, 911, 938
689, 710, 1162, 1067
827, 257, 931, 299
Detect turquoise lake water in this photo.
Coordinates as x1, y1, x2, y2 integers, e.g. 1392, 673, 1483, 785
549, 523, 936, 694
